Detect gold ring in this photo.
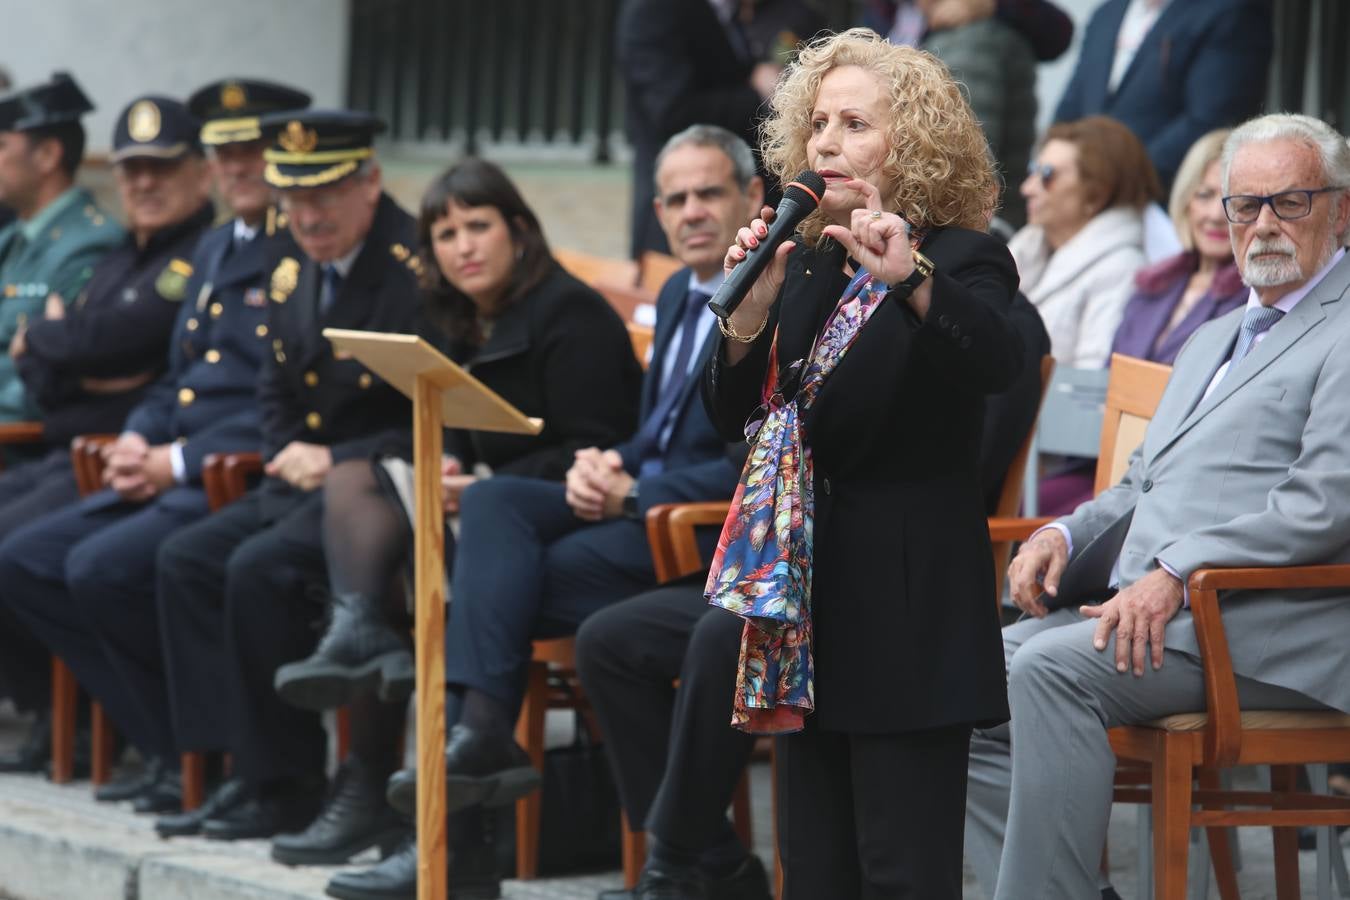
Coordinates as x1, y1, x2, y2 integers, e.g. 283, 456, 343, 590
869, 210, 882, 220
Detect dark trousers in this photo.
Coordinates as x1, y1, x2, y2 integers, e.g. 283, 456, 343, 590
776, 721, 973, 900
443, 476, 655, 717
155, 489, 327, 781
0, 488, 208, 760
575, 581, 753, 853
0, 449, 80, 710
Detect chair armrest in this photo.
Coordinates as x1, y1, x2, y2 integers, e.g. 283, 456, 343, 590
69, 434, 119, 497
1187, 564, 1350, 767
987, 516, 1055, 543
202, 452, 264, 511
0, 421, 45, 444
645, 500, 732, 584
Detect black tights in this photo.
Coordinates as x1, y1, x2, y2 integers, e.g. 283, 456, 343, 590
322, 458, 411, 602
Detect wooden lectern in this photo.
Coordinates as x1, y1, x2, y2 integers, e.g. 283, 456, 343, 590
324, 328, 543, 900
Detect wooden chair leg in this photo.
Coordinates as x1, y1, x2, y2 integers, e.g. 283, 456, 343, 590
336, 706, 351, 761
90, 703, 115, 785
49, 658, 77, 784
1270, 765, 1303, 900
621, 809, 646, 889
181, 752, 207, 811
513, 661, 548, 880
1152, 736, 1193, 900
731, 769, 753, 850
1197, 768, 1241, 900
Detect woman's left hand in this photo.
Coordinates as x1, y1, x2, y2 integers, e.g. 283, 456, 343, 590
821, 179, 932, 316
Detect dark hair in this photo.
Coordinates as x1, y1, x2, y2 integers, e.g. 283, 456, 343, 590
1042, 116, 1161, 216
24, 121, 85, 178
417, 157, 553, 344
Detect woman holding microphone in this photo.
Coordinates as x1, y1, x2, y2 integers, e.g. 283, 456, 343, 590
703, 28, 1023, 898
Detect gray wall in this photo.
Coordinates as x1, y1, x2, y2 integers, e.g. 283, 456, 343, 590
3, 0, 350, 155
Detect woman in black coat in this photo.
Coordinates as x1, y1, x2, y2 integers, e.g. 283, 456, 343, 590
273, 159, 641, 713
703, 29, 1023, 898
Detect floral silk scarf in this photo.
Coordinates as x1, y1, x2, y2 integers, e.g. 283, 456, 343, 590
705, 268, 890, 734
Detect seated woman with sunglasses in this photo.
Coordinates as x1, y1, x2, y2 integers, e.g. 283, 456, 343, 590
1008, 115, 1160, 368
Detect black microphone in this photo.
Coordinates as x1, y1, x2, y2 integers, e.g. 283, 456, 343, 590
708, 170, 826, 321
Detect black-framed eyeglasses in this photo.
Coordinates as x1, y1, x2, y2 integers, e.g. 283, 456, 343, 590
1220, 187, 1345, 224
1026, 162, 1056, 187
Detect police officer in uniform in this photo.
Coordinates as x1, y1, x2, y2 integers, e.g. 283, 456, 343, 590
0, 94, 213, 772
154, 110, 421, 840
0, 72, 124, 426
0, 81, 311, 815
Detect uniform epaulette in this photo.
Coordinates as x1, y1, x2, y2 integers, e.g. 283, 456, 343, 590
390, 243, 423, 276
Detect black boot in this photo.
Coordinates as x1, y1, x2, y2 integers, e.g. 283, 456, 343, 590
0, 710, 51, 773
95, 756, 165, 803
132, 767, 184, 814
385, 723, 540, 817
202, 774, 326, 841
324, 808, 502, 900
273, 593, 413, 710
272, 760, 406, 865
156, 777, 250, 837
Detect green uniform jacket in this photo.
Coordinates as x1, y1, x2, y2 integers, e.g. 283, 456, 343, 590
0, 186, 126, 421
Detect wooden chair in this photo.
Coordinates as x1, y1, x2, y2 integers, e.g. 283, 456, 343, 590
989, 356, 1056, 604
554, 248, 639, 293
627, 322, 655, 369
0, 421, 46, 472
50, 434, 120, 786
637, 251, 683, 297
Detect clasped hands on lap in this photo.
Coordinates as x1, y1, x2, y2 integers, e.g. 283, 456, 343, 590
564, 447, 633, 522
1008, 529, 1185, 677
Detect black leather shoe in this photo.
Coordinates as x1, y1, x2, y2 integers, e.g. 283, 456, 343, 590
1102, 889, 1123, 900
132, 768, 183, 814
325, 807, 503, 900
95, 756, 165, 803
272, 761, 406, 865
385, 724, 540, 816
706, 854, 770, 900
274, 593, 413, 711
202, 776, 326, 841
631, 863, 707, 900
0, 711, 52, 773
155, 777, 250, 837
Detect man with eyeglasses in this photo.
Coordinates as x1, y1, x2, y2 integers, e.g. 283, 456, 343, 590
150, 110, 421, 841
965, 111, 1350, 900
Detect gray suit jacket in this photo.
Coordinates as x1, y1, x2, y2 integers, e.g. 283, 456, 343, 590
1054, 252, 1350, 713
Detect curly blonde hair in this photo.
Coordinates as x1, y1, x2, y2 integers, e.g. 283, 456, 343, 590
761, 28, 996, 243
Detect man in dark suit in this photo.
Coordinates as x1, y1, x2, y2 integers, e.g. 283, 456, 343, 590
0, 94, 214, 775
148, 110, 421, 841
0, 82, 308, 803
1053, 0, 1271, 188
326, 123, 762, 900
575, 290, 1049, 900
617, 0, 780, 258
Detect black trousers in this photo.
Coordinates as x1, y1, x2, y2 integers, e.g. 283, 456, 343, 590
0, 449, 80, 711
776, 721, 973, 900
575, 580, 753, 853
156, 490, 327, 781
0, 487, 208, 759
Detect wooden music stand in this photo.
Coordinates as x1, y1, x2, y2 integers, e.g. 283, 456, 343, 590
324, 328, 544, 900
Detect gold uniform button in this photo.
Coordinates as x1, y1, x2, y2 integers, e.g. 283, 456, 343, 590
178, 388, 196, 406
186, 318, 199, 332
275, 351, 287, 364
358, 373, 373, 389
210, 302, 224, 318
205, 349, 221, 364
255, 324, 268, 338
305, 412, 322, 430
304, 371, 319, 387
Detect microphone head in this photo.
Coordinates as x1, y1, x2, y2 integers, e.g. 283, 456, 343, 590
783, 170, 827, 211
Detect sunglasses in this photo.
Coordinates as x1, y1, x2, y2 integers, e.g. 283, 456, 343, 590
1026, 162, 1056, 187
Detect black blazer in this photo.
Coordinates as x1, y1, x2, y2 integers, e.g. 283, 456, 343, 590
616, 0, 764, 257
257, 193, 421, 519
422, 264, 643, 481
705, 227, 1022, 733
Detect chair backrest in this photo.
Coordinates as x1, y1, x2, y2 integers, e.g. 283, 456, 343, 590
637, 251, 682, 296
627, 322, 654, 369
1092, 353, 1172, 496
596, 281, 657, 325
990, 356, 1056, 601
554, 248, 638, 291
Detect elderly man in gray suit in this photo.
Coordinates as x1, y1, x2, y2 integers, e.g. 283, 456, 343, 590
965, 111, 1350, 900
